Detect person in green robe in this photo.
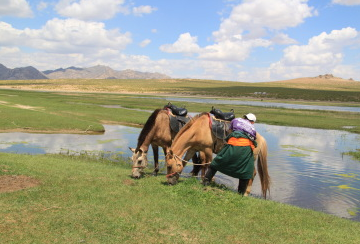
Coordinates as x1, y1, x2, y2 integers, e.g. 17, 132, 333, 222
202, 113, 257, 195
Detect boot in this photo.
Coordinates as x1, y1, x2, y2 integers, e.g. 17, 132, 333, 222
202, 166, 217, 186
238, 179, 250, 195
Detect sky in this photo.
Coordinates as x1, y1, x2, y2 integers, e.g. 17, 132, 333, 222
0, 0, 360, 82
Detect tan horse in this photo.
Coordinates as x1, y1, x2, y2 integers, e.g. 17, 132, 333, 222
166, 112, 271, 198
130, 108, 200, 178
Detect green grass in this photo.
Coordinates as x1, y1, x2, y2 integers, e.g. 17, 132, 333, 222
1, 78, 360, 102
0, 89, 359, 134
1, 152, 360, 244
345, 150, 360, 161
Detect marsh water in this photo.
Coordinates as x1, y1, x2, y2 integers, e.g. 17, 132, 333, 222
1, 123, 359, 221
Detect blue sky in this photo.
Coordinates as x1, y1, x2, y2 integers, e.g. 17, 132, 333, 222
0, 0, 360, 82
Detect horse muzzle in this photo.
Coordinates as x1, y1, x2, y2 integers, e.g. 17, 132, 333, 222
166, 172, 179, 185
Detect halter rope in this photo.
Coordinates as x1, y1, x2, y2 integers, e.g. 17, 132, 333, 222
165, 152, 212, 178
132, 165, 146, 169
173, 153, 211, 166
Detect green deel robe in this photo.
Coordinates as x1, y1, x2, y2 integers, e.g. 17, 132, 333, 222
210, 130, 257, 179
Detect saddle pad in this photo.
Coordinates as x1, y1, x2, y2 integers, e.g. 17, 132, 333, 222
211, 116, 231, 140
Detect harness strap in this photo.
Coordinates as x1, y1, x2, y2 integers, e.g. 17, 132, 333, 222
227, 137, 255, 151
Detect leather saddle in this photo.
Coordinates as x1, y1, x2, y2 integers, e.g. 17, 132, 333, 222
164, 102, 188, 116
164, 103, 190, 133
209, 106, 235, 121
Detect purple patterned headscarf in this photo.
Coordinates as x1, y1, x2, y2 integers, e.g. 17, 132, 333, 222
230, 118, 256, 139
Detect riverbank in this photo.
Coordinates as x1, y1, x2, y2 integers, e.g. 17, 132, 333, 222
1, 152, 359, 243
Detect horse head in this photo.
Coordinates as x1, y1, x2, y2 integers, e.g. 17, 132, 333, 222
129, 147, 148, 178
165, 149, 183, 185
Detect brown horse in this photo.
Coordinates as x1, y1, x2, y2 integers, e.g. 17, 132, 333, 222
129, 108, 200, 178
165, 112, 271, 198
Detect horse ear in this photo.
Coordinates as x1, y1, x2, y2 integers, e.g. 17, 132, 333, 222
129, 147, 135, 153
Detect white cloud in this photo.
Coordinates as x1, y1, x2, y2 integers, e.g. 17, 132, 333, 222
281, 27, 358, 66
37, 1, 48, 11
0, 22, 24, 45
266, 27, 359, 80
271, 33, 298, 45
161, 1, 315, 63
213, 0, 317, 42
160, 33, 201, 55
0, 19, 132, 55
133, 5, 157, 16
199, 38, 271, 62
332, 0, 360, 5
55, 0, 127, 21
0, 0, 33, 17
332, 65, 360, 80
139, 39, 151, 47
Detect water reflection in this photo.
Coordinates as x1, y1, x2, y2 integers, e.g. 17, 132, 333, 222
0, 124, 359, 221
0, 125, 139, 156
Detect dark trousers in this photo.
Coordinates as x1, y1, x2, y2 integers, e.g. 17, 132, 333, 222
204, 165, 250, 195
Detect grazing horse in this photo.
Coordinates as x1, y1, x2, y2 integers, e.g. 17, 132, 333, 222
165, 112, 270, 198
129, 108, 200, 178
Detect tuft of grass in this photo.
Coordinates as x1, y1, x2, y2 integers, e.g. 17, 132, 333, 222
344, 149, 360, 161
1, 152, 360, 243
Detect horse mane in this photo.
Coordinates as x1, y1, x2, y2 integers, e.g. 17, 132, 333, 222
173, 112, 208, 141
137, 109, 162, 149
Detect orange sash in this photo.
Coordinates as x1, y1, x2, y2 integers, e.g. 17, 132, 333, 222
227, 137, 255, 151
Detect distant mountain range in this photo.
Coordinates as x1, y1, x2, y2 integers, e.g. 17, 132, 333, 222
0, 64, 48, 80
0, 64, 170, 80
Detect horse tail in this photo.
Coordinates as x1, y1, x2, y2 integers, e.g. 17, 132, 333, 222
256, 136, 271, 199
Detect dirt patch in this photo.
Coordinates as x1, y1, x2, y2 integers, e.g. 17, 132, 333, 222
13, 104, 41, 110
0, 175, 40, 193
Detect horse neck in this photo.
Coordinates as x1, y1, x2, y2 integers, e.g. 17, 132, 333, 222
171, 114, 210, 157
137, 121, 158, 152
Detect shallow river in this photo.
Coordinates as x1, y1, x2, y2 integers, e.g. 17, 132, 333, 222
1, 123, 359, 222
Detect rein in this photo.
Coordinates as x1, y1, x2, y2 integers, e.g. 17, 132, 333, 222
173, 153, 211, 166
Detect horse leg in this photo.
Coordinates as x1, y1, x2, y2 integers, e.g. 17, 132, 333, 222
190, 152, 201, 176
202, 148, 215, 185
199, 151, 208, 179
244, 168, 257, 196
151, 144, 159, 176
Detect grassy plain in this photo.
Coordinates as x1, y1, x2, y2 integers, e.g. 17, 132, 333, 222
1, 153, 360, 244
0, 76, 359, 102
0, 86, 359, 134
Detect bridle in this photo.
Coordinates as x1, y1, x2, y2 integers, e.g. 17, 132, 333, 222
165, 152, 182, 178
132, 149, 148, 170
